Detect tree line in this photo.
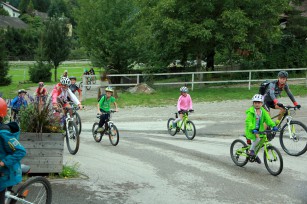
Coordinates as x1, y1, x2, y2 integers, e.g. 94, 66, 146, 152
0, 0, 306, 85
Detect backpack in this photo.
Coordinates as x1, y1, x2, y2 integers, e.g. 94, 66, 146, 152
97, 94, 106, 103
258, 80, 271, 95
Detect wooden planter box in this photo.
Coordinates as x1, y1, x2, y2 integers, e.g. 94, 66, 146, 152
19, 132, 64, 174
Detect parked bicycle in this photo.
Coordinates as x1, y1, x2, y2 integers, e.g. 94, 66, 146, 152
271, 105, 307, 156
230, 130, 283, 176
56, 106, 80, 155
4, 164, 52, 204
167, 110, 196, 140
79, 76, 92, 91
69, 101, 82, 135
92, 110, 119, 146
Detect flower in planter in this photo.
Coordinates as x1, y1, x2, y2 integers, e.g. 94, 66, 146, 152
19, 102, 63, 133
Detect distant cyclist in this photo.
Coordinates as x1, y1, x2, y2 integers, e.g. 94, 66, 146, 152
10, 89, 28, 120
172, 86, 193, 127
69, 76, 82, 102
263, 71, 301, 123
34, 82, 48, 107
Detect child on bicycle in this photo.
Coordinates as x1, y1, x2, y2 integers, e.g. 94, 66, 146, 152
34, 82, 48, 107
10, 89, 28, 121
172, 86, 193, 127
69, 76, 82, 102
0, 97, 26, 203
96, 87, 118, 133
245, 94, 278, 164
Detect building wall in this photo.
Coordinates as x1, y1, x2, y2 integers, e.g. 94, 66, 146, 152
1, 4, 20, 17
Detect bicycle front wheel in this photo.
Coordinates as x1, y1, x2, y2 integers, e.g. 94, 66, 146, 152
264, 146, 283, 176
66, 121, 80, 155
108, 123, 119, 146
230, 139, 248, 167
86, 80, 91, 90
279, 121, 307, 156
92, 122, 103, 142
73, 112, 82, 135
10, 176, 52, 204
184, 120, 196, 140
167, 118, 177, 136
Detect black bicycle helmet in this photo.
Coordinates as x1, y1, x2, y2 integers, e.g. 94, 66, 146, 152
278, 71, 288, 78
69, 76, 77, 80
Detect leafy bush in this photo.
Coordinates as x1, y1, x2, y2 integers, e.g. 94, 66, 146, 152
19, 102, 62, 133
29, 61, 52, 83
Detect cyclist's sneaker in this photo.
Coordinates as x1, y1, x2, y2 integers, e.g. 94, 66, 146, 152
255, 156, 261, 164
97, 127, 104, 132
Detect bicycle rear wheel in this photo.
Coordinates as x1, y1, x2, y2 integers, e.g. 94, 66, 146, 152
279, 121, 307, 156
108, 123, 119, 146
184, 120, 196, 140
264, 145, 283, 176
66, 121, 80, 155
10, 176, 52, 204
230, 139, 249, 167
73, 112, 82, 135
167, 118, 177, 136
92, 122, 103, 142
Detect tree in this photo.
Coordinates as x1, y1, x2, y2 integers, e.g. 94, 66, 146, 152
43, 17, 71, 81
75, 0, 138, 74
0, 8, 9, 16
0, 31, 12, 86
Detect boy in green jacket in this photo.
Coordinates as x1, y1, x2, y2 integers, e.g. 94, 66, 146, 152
245, 94, 278, 164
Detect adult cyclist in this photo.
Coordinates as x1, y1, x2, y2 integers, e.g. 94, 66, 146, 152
51, 77, 82, 117
263, 71, 301, 123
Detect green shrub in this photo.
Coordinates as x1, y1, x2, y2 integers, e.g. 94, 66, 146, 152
29, 61, 52, 83
60, 163, 80, 178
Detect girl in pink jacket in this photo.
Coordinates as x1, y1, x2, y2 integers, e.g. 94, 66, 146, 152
173, 86, 193, 127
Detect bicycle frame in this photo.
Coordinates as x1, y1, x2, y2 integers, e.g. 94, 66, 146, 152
5, 191, 33, 204
271, 107, 296, 139
175, 112, 189, 130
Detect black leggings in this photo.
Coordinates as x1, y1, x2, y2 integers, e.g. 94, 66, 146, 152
99, 112, 110, 129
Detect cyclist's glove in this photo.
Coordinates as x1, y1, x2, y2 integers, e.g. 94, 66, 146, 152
252, 129, 258, 134
276, 103, 284, 108
296, 104, 301, 109
272, 126, 278, 131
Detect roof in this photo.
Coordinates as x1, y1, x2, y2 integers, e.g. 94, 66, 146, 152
33, 10, 48, 20
0, 15, 28, 29
1, 1, 20, 13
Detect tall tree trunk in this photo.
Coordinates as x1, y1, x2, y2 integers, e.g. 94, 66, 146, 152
206, 49, 215, 71
54, 66, 57, 82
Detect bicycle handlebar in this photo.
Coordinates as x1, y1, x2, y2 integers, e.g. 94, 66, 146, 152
278, 104, 300, 110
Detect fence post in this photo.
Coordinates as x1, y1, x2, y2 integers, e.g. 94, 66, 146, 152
191, 73, 194, 91
83, 75, 86, 100
305, 69, 307, 87
24, 68, 26, 81
137, 74, 140, 85
248, 71, 251, 90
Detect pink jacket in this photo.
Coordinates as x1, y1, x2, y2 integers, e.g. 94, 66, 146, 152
51, 83, 80, 105
177, 94, 193, 111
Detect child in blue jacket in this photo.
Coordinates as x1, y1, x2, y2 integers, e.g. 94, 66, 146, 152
0, 97, 26, 203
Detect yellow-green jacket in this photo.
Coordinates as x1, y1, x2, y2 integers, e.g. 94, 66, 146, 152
245, 106, 276, 141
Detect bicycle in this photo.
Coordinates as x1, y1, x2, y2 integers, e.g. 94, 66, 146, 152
4, 164, 52, 204
79, 76, 92, 91
92, 110, 119, 146
69, 101, 82, 135
230, 130, 283, 176
56, 106, 80, 155
167, 110, 196, 140
271, 105, 307, 156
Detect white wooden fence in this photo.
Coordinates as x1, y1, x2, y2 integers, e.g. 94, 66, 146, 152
82, 68, 307, 98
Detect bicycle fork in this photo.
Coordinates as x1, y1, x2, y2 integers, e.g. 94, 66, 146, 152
285, 116, 295, 140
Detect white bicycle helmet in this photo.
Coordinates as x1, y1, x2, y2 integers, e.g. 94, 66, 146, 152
60, 77, 71, 86
252, 94, 264, 102
180, 86, 188, 93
